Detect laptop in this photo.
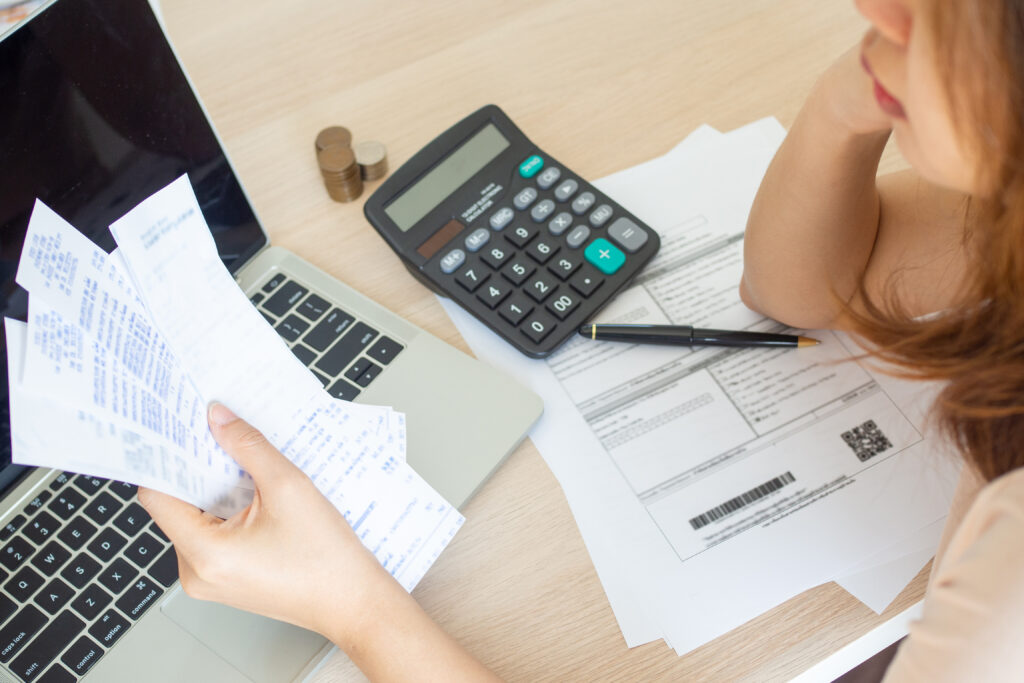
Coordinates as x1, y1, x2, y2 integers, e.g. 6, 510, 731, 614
0, 0, 543, 680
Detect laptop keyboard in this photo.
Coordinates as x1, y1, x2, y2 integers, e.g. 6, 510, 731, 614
0, 472, 178, 681
250, 273, 405, 399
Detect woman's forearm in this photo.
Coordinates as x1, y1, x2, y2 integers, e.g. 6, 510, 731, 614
741, 72, 891, 329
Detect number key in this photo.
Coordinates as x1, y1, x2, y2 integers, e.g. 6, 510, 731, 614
481, 245, 511, 269
525, 273, 558, 303
506, 224, 537, 248
501, 258, 535, 286
476, 281, 511, 309
548, 255, 581, 280
498, 295, 533, 327
545, 290, 582, 320
455, 264, 487, 292
526, 238, 558, 264
521, 311, 557, 344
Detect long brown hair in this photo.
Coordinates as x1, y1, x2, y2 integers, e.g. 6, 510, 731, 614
851, 1, 1024, 481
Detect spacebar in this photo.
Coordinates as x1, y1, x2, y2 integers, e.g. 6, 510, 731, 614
314, 322, 376, 377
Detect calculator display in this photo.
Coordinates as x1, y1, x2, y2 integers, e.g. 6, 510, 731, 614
385, 123, 510, 231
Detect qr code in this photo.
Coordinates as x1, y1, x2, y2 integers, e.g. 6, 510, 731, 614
841, 419, 892, 462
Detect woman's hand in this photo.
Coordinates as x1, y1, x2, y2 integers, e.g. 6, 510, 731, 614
138, 402, 390, 643
818, 32, 897, 136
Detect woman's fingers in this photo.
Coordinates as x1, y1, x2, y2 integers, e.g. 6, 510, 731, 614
206, 403, 305, 495
137, 486, 211, 555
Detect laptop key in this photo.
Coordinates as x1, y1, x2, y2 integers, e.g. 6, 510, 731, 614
112, 503, 151, 538
22, 492, 51, 517
297, 294, 330, 321
0, 605, 47, 662
291, 344, 317, 367
90, 609, 129, 648
10, 610, 85, 681
263, 281, 308, 317
148, 547, 179, 588
366, 336, 403, 365
83, 492, 123, 527
1, 537, 34, 571
72, 476, 106, 497
326, 380, 361, 402
99, 558, 139, 596
148, 521, 169, 544
7, 566, 45, 602
125, 533, 162, 568
344, 357, 371, 382
30, 541, 71, 576
276, 314, 310, 343
261, 311, 276, 325
87, 528, 128, 564
249, 292, 265, 306
33, 578, 74, 615
60, 553, 101, 589
47, 473, 72, 492
116, 577, 163, 621
1, 515, 26, 542
261, 273, 286, 293
70, 585, 112, 622
355, 362, 382, 388
107, 481, 138, 501
0, 593, 15, 624
24, 512, 62, 546
60, 636, 103, 677
57, 518, 97, 551
38, 665, 76, 683
303, 308, 355, 352
315, 322, 378, 377
47, 488, 86, 520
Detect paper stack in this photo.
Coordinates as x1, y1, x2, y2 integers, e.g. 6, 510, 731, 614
7, 175, 463, 591
438, 119, 959, 653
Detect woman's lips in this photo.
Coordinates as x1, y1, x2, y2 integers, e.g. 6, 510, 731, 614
861, 53, 907, 119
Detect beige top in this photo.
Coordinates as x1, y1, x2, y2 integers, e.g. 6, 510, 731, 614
884, 466, 1024, 681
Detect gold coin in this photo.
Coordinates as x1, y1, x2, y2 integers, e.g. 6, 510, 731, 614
315, 126, 352, 152
317, 146, 357, 174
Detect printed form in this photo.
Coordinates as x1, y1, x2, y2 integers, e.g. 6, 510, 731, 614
7, 177, 463, 590
440, 120, 957, 652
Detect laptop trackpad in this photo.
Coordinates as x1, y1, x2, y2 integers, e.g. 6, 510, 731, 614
162, 589, 328, 683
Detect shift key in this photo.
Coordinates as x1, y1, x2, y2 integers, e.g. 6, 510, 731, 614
10, 610, 84, 680
314, 323, 378, 377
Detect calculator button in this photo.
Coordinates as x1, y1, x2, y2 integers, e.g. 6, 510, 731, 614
584, 238, 626, 275
513, 187, 538, 210
498, 295, 534, 326
571, 191, 596, 215
506, 224, 538, 248
526, 238, 559, 264
519, 155, 544, 178
548, 255, 582, 280
501, 259, 535, 286
607, 217, 649, 252
548, 212, 572, 236
554, 179, 579, 202
366, 337, 403, 365
297, 294, 330, 321
522, 311, 557, 343
530, 199, 555, 222
589, 204, 614, 227
536, 166, 561, 190
545, 290, 582, 320
355, 362, 382, 388
525, 273, 558, 302
275, 315, 310, 343
439, 249, 466, 274
566, 225, 591, 249
455, 265, 487, 292
326, 380, 360, 401
489, 207, 514, 231
476, 280, 511, 309
464, 228, 490, 252
481, 244, 511, 269
569, 266, 603, 297
305, 308, 356, 352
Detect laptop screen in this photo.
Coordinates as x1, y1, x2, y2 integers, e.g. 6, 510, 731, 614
0, 0, 269, 494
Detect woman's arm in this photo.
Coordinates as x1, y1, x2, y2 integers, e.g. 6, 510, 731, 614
741, 46, 971, 328
139, 403, 501, 683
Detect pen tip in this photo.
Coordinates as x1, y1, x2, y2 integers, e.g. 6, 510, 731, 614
578, 324, 592, 337
797, 336, 820, 348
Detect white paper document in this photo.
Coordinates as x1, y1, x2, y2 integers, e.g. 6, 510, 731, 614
439, 119, 957, 652
8, 177, 463, 590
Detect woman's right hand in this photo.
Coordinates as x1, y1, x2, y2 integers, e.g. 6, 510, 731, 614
816, 31, 897, 136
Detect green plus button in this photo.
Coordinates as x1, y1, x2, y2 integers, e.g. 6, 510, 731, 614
519, 155, 544, 178
584, 238, 625, 275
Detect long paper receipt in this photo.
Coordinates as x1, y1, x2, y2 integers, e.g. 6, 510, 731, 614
6, 175, 463, 590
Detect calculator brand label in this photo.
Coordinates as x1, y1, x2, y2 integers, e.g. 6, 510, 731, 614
461, 182, 504, 224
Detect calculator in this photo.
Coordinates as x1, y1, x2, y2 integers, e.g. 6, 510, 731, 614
364, 105, 660, 358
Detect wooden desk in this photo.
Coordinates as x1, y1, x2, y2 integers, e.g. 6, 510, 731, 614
160, 1, 924, 679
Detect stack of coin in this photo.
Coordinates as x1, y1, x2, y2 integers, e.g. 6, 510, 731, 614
317, 145, 363, 202
315, 126, 352, 153
354, 140, 388, 181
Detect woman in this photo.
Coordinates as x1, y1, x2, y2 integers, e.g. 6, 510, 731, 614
140, 0, 1024, 679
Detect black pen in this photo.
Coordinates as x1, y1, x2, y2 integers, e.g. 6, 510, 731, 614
578, 324, 820, 348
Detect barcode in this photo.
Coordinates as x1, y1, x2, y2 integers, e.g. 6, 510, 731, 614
689, 472, 796, 530
840, 419, 892, 462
